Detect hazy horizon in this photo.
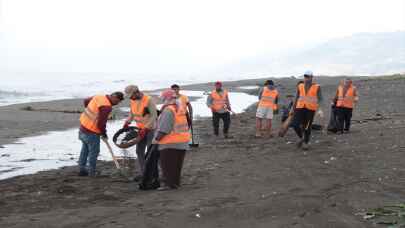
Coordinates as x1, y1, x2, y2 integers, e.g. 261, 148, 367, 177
1, 0, 404, 75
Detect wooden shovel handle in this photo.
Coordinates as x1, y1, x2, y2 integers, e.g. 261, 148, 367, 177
102, 138, 121, 169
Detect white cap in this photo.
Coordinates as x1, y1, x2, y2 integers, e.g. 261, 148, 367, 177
304, 70, 313, 77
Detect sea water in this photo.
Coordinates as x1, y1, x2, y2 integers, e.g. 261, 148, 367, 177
0, 72, 262, 106
0, 90, 258, 180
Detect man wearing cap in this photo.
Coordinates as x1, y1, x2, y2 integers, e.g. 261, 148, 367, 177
78, 91, 124, 176
290, 71, 324, 150
123, 85, 157, 175
206, 81, 233, 138
148, 89, 191, 190
171, 84, 193, 127
256, 80, 279, 137
333, 78, 358, 134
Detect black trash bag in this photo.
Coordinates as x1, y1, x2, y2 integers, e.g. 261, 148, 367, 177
327, 105, 338, 133
139, 144, 160, 190
113, 126, 139, 149
311, 124, 323, 130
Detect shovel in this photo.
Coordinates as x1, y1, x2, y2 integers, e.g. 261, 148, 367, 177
189, 122, 199, 148
102, 137, 121, 169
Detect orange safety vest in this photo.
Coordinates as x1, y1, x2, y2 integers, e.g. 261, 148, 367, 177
130, 95, 151, 129
336, 85, 356, 109
178, 94, 189, 115
79, 95, 112, 134
158, 105, 191, 145
258, 87, 279, 110
296, 83, 320, 111
211, 89, 229, 112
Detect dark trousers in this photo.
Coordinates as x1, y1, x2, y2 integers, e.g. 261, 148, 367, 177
336, 107, 353, 133
212, 112, 231, 135
139, 144, 160, 190
136, 129, 154, 173
160, 149, 186, 188
292, 108, 315, 143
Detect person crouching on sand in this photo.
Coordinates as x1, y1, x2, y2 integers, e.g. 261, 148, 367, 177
151, 89, 191, 190
78, 92, 124, 176
281, 94, 295, 123
256, 80, 279, 137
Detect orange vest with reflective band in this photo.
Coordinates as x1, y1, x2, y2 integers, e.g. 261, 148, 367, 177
296, 83, 320, 111
211, 90, 228, 112
80, 95, 112, 134
336, 85, 356, 109
259, 87, 279, 110
158, 105, 191, 145
178, 94, 189, 115
130, 95, 151, 129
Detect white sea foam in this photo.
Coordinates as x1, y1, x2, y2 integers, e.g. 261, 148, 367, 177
0, 91, 257, 180
0, 72, 207, 106
238, 85, 259, 89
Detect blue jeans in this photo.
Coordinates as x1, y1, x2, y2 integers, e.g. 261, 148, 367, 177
78, 130, 100, 176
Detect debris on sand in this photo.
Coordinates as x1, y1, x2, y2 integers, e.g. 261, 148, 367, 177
21, 106, 81, 114
363, 204, 405, 227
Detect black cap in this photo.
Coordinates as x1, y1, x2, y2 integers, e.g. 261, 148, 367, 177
264, 80, 274, 86
171, 84, 180, 89
111, 91, 124, 101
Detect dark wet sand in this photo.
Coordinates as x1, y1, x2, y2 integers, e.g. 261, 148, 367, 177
1, 75, 405, 227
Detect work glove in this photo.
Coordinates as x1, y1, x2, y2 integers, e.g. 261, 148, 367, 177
317, 109, 324, 119
139, 128, 148, 139
101, 133, 108, 141
123, 120, 131, 129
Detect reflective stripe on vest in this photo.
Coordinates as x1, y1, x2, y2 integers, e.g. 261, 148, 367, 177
258, 87, 278, 110
336, 85, 355, 108
211, 90, 228, 111
296, 83, 319, 111
130, 95, 150, 129
79, 95, 112, 134
158, 105, 191, 145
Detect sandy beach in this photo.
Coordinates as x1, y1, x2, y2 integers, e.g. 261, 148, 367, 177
1, 75, 405, 227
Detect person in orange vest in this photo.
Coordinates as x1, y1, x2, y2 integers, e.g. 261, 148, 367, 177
290, 71, 324, 150
151, 89, 191, 190
78, 91, 124, 176
171, 84, 193, 127
206, 81, 233, 138
333, 78, 358, 134
123, 85, 157, 176
256, 80, 279, 137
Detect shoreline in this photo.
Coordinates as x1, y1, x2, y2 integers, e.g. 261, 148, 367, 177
1, 75, 405, 227
0, 75, 405, 228
0, 74, 402, 147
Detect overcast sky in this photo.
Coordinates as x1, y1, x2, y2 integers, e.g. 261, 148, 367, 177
0, 0, 404, 74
